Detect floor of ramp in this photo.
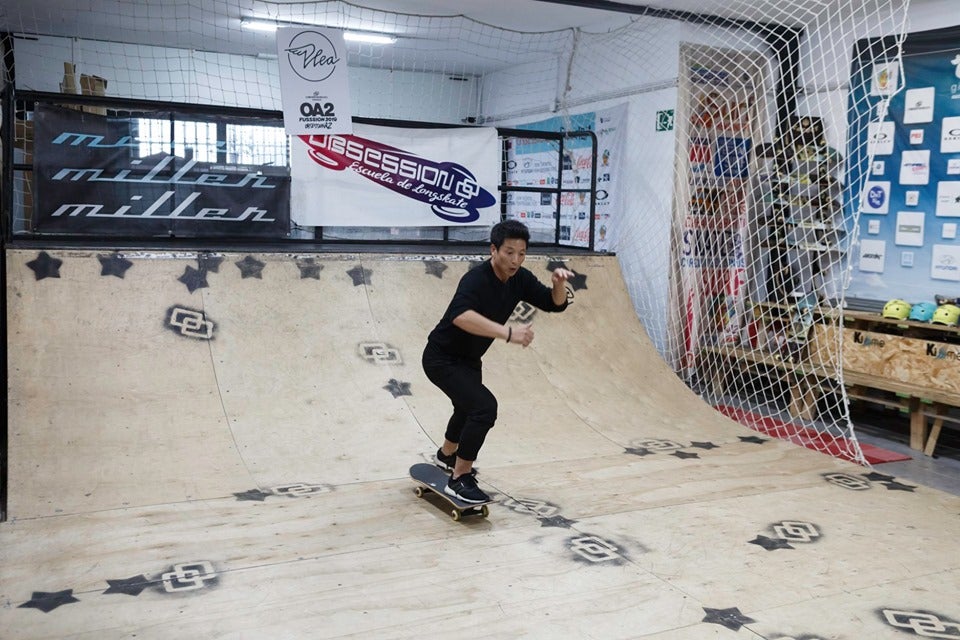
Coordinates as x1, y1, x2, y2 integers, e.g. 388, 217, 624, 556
3, 249, 959, 639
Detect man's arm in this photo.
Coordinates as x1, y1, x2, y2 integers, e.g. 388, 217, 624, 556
452, 310, 510, 341
550, 268, 576, 306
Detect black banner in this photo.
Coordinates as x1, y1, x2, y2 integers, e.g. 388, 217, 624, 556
33, 105, 290, 237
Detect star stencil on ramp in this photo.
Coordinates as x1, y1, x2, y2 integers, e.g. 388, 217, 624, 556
235, 255, 266, 279
690, 441, 719, 450
748, 535, 794, 551
18, 589, 79, 613
233, 489, 271, 502
384, 379, 412, 398
424, 260, 448, 278
297, 258, 323, 280
98, 253, 134, 278
624, 447, 653, 457
103, 575, 151, 596
197, 253, 224, 273
739, 435, 767, 444
701, 606, 757, 631
347, 265, 372, 286
178, 265, 209, 293
671, 450, 700, 460
546, 259, 587, 290
26, 251, 63, 280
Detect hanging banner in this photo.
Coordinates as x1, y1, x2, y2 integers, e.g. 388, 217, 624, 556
276, 27, 353, 135
673, 45, 767, 375
31, 105, 290, 237
291, 123, 499, 227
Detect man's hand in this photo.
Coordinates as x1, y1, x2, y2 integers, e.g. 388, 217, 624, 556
551, 268, 576, 286
510, 323, 535, 347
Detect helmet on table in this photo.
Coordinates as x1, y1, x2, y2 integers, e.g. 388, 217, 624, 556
881, 299, 911, 320
932, 303, 960, 327
908, 301, 937, 322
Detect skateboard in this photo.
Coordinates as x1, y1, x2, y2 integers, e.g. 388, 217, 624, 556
409, 463, 492, 521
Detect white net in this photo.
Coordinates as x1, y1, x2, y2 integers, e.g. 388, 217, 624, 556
2, 0, 918, 464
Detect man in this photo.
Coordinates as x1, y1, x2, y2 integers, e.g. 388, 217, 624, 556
422, 220, 574, 503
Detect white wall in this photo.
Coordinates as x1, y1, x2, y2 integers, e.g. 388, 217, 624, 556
13, 34, 479, 123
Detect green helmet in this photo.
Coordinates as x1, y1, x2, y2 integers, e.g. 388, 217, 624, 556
932, 303, 960, 327
881, 299, 911, 320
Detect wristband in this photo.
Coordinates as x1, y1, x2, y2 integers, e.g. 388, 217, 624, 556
506, 326, 512, 343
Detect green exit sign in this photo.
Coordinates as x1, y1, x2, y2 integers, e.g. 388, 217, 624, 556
656, 109, 675, 131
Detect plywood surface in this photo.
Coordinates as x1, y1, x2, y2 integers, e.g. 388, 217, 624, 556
3, 249, 960, 639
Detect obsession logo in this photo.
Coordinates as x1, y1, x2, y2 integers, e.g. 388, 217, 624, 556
285, 30, 341, 82
299, 134, 496, 222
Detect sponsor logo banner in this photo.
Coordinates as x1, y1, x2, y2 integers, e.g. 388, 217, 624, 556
860, 181, 890, 214
942, 116, 960, 153
32, 106, 290, 237
936, 181, 960, 217
932, 244, 960, 281
895, 210, 925, 246
276, 27, 352, 135
903, 86, 935, 123
867, 121, 895, 156
859, 239, 886, 273
898, 149, 930, 185
291, 123, 499, 226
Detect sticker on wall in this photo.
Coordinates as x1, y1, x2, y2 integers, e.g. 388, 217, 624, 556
902, 86, 935, 123
931, 244, 960, 281
941, 115, 960, 153
867, 122, 895, 156
949, 159, 960, 175
860, 181, 890, 214
943, 223, 957, 239
899, 150, 930, 185
895, 211, 925, 246
870, 61, 899, 96
909, 129, 924, 145
901, 251, 914, 267
872, 160, 886, 175
935, 181, 960, 217
868, 219, 881, 235
859, 239, 886, 273
905, 190, 920, 207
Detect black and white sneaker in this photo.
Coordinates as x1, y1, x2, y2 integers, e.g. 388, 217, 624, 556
434, 448, 457, 472
433, 449, 478, 475
444, 473, 490, 504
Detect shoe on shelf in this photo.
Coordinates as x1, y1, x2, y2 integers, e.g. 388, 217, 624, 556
444, 473, 490, 504
433, 449, 478, 475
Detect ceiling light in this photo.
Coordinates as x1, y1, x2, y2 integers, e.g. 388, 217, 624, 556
241, 18, 278, 33
343, 31, 397, 45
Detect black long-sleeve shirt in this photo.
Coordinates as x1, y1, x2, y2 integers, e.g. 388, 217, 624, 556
427, 260, 568, 362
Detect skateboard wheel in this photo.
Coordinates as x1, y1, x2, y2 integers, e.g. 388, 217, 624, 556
451, 509, 461, 521
480, 505, 489, 518
414, 487, 425, 498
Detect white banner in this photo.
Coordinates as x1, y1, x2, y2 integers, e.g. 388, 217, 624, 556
276, 27, 353, 135
291, 124, 500, 227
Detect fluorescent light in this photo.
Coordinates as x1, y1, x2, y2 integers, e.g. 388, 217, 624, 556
241, 18, 278, 33
343, 31, 397, 45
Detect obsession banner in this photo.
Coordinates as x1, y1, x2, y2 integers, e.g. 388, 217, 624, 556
291, 123, 499, 227
33, 106, 290, 237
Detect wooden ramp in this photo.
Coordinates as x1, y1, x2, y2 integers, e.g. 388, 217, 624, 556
3, 249, 959, 639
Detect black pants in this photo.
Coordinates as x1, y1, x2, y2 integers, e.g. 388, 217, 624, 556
422, 342, 497, 461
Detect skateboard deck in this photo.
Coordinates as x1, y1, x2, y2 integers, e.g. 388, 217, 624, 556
409, 463, 492, 521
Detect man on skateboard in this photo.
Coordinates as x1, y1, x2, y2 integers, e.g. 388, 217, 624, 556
422, 220, 574, 504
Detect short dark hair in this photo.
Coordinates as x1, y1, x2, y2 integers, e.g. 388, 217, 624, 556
490, 219, 530, 249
